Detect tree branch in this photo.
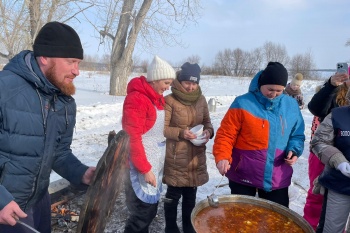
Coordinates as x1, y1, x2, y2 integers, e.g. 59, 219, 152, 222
99, 30, 115, 40
63, 4, 94, 23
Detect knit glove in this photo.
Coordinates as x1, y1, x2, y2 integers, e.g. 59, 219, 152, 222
329, 153, 348, 168
337, 162, 350, 178
312, 176, 325, 195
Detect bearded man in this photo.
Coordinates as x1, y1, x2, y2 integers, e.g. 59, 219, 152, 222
0, 21, 96, 233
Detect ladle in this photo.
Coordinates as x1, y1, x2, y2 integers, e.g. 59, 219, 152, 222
16, 219, 40, 233
207, 175, 224, 208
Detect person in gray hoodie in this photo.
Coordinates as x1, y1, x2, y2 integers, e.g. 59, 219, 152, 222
0, 21, 95, 233
310, 88, 350, 233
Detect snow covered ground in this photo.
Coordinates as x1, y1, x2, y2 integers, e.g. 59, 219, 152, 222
49, 70, 327, 219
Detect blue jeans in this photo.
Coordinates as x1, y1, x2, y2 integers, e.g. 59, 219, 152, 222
0, 191, 51, 233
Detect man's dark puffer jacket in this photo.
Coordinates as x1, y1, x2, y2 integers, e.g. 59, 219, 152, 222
0, 50, 88, 211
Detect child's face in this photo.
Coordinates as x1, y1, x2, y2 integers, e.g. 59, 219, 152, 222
290, 83, 300, 91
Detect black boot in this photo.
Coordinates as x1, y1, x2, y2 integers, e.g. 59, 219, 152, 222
182, 189, 197, 233
182, 204, 196, 233
164, 198, 180, 233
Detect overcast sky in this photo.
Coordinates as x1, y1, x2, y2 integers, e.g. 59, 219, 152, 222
79, 0, 349, 69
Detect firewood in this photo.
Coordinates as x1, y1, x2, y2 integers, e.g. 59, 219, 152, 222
76, 130, 129, 233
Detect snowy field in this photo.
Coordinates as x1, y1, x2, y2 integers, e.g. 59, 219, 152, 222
50, 70, 327, 219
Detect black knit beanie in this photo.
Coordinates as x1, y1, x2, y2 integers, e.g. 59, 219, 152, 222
258, 62, 288, 87
33, 21, 83, 59
178, 62, 201, 84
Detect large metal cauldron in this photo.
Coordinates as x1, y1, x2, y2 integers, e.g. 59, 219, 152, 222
191, 195, 314, 233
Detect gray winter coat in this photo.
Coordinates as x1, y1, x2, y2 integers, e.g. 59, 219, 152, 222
0, 50, 88, 211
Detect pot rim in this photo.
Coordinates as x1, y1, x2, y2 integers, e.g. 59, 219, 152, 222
191, 194, 314, 233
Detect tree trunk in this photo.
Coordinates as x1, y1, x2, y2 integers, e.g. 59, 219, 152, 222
28, 0, 39, 43
110, 57, 132, 96
109, 0, 153, 96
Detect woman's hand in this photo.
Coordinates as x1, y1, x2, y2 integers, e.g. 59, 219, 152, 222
216, 160, 231, 175
284, 151, 298, 166
198, 129, 210, 144
144, 171, 156, 187
202, 129, 210, 142
183, 129, 197, 140
330, 73, 349, 87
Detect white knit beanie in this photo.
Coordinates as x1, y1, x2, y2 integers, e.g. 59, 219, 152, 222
146, 55, 176, 82
291, 73, 303, 86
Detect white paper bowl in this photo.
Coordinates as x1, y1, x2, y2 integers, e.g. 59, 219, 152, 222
190, 138, 207, 146
196, 134, 206, 140
190, 124, 204, 136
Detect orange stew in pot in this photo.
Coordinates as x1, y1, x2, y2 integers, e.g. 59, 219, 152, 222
194, 203, 304, 233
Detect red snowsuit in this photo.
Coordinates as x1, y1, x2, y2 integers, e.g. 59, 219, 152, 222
303, 116, 325, 230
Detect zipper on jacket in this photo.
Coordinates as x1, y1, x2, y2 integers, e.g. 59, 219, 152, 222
262, 120, 265, 128
191, 147, 197, 186
23, 174, 39, 211
173, 143, 176, 165
26, 90, 46, 209
280, 115, 284, 136
65, 106, 69, 129
52, 94, 57, 111
36, 89, 47, 135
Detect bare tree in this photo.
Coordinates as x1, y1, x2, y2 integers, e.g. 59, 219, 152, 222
250, 48, 264, 73
140, 59, 149, 73
100, 53, 111, 71
0, 0, 94, 60
80, 53, 102, 71
185, 55, 201, 64
213, 42, 294, 77
289, 50, 316, 79
174, 55, 201, 70
132, 56, 148, 73
132, 55, 141, 70
262, 41, 290, 66
243, 48, 264, 76
214, 49, 234, 76
0, 1, 29, 58
83, 0, 201, 95
214, 48, 254, 77
232, 48, 245, 76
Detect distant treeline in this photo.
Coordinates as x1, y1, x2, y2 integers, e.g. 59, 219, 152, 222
80, 61, 335, 80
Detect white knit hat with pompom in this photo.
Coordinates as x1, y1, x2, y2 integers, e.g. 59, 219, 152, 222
146, 56, 176, 82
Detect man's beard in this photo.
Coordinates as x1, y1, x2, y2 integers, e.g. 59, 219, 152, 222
45, 62, 76, 96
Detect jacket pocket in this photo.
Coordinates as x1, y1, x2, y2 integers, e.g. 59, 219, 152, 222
234, 155, 243, 171
0, 155, 10, 183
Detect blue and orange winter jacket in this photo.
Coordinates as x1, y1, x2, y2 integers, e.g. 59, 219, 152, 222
213, 71, 305, 191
